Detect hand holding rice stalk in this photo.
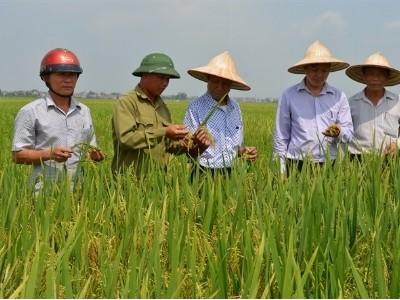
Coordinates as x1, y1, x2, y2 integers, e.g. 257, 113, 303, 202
72, 142, 105, 161
184, 92, 228, 150
322, 124, 341, 137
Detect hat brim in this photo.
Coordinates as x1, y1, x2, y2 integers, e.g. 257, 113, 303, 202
132, 67, 180, 79
187, 68, 251, 91
345, 64, 400, 86
288, 58, 349, 74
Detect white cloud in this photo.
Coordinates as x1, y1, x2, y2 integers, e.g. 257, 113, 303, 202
315, 11, 345, 29
296, 11, 346, 38
85, 9, 143, 34
384, 20, 400, 31
3, 1, 400, 98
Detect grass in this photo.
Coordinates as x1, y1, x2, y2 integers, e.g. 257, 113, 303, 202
0, 96, 399, 298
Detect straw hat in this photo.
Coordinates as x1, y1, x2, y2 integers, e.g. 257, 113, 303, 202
187, 51, 251, 91
288, 40, 349, 74
345, 52, 400, 86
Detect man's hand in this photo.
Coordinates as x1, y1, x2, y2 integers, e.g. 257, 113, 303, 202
322, 124, 341, 138
181, 127, 212, 157
89, 148, 105, 162
165, 124, 189, 141
384, 142, 398, 156
192, 127, 212, 149
239, 146, 258, 161
49, 146, 73, 162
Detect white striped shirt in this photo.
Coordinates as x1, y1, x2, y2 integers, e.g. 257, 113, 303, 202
348, 89, 400, 154
184, 93, 243, 168
12, 94, 97, 186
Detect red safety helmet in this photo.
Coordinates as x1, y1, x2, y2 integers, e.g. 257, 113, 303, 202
39, 48, 83, 77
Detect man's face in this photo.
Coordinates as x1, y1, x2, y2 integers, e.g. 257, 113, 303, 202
47, 72, 78, 97
141, 73, 170, 99
207, 75, 232, 100
304, 63, 330, 90
362, 67, 389, 90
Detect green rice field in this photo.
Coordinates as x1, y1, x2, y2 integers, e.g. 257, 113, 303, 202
1, 96, 400, 298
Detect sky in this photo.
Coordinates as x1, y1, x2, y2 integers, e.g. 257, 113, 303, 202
1, 0, 400, 99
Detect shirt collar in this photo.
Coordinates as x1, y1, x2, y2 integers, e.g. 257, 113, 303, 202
385, 91, 396, 101
45, 93, 81, 110
353, 88, 396, 102
204, 92, 235, 112
135, 84, 163, 108
135, 85, 148, 100
297, 78, 335, 95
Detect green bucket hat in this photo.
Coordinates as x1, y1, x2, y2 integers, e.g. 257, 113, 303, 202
132, 53, 180, 78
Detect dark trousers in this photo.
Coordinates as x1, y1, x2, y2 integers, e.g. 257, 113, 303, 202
190, 165, 232, 182
285, 158, 334, 176
349, 153, 363, 162
349, 153, 393, 165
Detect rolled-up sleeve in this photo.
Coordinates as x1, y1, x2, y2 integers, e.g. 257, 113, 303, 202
12, 107, 35, 151
112, 97, 166, 150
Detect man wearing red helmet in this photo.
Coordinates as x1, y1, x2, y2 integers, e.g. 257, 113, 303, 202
112, 52, 211, 177
11, 48, 104, 191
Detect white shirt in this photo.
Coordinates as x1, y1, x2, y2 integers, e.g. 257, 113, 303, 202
12, 94, 97, 186
348, 89, 400, 154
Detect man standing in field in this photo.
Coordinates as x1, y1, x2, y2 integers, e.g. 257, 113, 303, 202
183, 51, 257, 177
345, 52, 400, 159
273, 40, 353, 174
111, 52, 210, 177
11, 48, 104, 191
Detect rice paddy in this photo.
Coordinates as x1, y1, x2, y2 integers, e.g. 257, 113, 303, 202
0, 96, 399, 298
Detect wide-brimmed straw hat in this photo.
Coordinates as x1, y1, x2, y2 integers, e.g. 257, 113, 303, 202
345, 52, 400, 86
187, 51, 251, 91
288, 40, 349, 74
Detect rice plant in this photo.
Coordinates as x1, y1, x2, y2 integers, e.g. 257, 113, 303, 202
0, 96, 399, 298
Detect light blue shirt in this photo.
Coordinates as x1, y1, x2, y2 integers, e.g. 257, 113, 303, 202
349, 89, 400, 154
12, 94, 97, 186
273, 79, 353, 162
184, 93, 243, 168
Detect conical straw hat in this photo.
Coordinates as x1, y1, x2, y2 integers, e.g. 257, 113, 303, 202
288, 40, 349, 74
345, 52, 400, 86
188, 51, 251, 91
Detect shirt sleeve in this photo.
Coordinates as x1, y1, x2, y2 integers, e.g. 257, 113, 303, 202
273, 92, 291, 158
86, 109, 98, 147
392, 110, 400, 148
237, 104, 244, 147
12, 107, 35, 151
112, 97, 166, 150
337, 92, 353, 143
